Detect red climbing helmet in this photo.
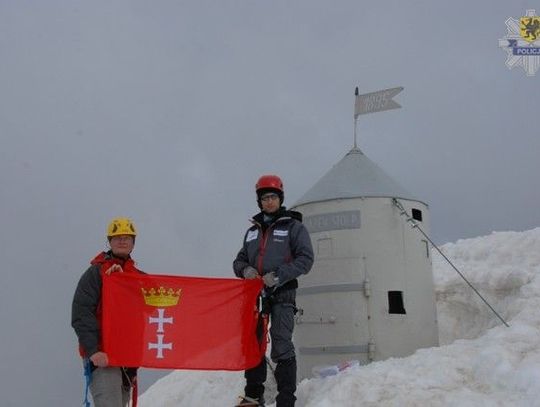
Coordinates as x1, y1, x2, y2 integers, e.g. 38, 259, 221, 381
255, 175, 284, 193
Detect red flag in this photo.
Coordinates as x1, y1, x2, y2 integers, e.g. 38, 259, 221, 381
101, 273, 266, 370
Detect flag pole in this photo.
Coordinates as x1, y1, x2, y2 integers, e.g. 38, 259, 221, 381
354, 87, 359, 149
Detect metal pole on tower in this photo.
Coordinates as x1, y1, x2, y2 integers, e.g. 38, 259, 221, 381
353, 87, 359, 149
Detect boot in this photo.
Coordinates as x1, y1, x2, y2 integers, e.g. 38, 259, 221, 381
274, 357, 297, 407
244, 358, 266, 403
236, 395, 265, 406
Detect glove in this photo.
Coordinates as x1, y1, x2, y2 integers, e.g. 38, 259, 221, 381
242, 266, 259, 279
263, 272, 279, 288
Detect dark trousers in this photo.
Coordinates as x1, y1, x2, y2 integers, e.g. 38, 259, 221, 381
245, 289, 297, 406
245, 357, 297, 407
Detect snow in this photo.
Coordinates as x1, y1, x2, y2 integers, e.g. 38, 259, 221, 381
139, 227, 540, 406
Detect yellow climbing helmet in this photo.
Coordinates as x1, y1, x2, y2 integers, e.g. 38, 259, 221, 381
107, 217, 137, 238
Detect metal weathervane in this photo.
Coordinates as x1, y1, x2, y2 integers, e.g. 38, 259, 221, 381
353, 86, 403, 148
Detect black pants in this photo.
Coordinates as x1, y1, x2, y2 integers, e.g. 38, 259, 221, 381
245, 289, 297, 407
245, 357, 297, 407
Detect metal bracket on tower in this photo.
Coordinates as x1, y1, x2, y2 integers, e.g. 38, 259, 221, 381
367, 341, 376, 361
363, 278, 372, 297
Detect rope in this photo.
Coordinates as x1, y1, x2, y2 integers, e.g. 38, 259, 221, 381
81, 362, 138, 407
265, 356, 276, 377
392, 198, 509, 328
82, 358, 92, 407
132, 377, 138, 407
121, 368, 138, 407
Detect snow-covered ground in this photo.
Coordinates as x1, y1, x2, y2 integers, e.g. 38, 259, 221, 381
139, 228, 540, 406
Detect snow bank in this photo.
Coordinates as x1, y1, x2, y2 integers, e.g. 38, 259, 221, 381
435, 228, 540, 344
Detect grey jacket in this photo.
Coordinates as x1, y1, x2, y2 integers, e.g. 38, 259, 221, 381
233, 209, 314, 290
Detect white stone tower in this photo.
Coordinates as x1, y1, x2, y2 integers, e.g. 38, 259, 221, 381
292, 147, 439, 379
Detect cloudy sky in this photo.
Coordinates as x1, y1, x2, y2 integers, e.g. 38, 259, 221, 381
1, 1, 538, 406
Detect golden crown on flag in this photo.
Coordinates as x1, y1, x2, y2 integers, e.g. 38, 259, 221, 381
141, 286, 182, 307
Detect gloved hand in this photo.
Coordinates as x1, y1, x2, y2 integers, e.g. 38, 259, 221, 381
242, 266, 259, 279
263, 272, 279, 288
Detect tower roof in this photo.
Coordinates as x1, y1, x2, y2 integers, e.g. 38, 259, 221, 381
294, 148, 425, 207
